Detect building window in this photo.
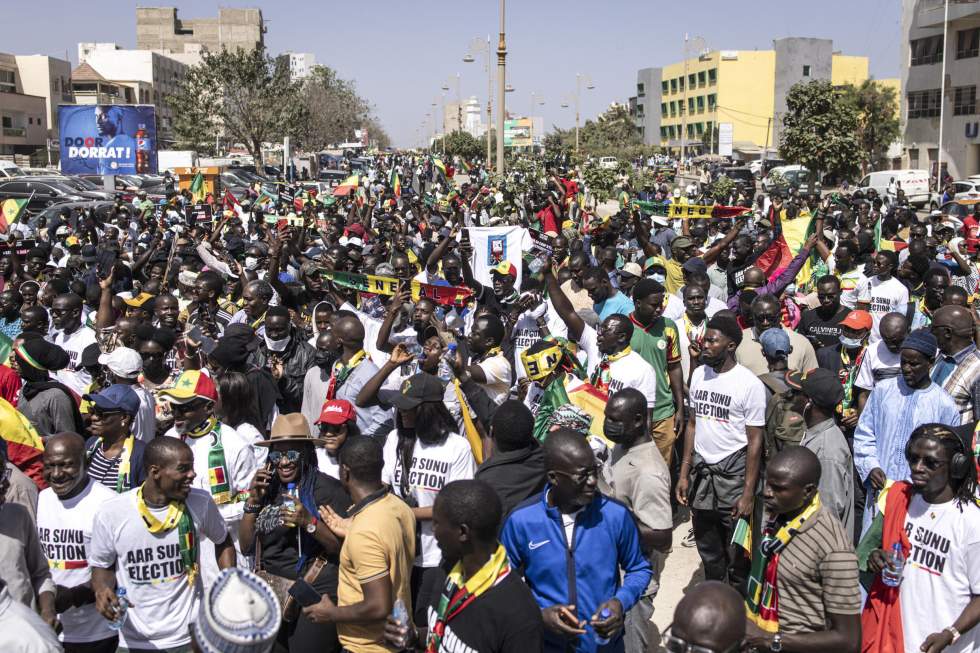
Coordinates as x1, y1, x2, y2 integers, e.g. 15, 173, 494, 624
707, 93, 717, 110
670, 78, 677, 93
708, 68, 717, 85
669, 101, 675, 117
698, 71, 706, 87
957, 28, 980, 59
688, 97, 695, 113
911, 35, 944, 65
679, 77, 685, 91
688, 73, 696, 87
636, 104, 644, 118
696, 96, 705, 113
0, 70, 15, 93
803, 65, 811, 77
662, 80, 669, 93
661, 103, 668, 116
637, 82, 645, 97
954, 86, 977, 116
1, 116, 11, 128
661, 126, 668, 140
907, 89, 942, 118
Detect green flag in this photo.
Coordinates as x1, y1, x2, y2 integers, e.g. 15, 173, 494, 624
189, 172, 205, 202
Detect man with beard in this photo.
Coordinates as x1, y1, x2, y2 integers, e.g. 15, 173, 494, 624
47, 293, 98, 397
677, 312, 765, 585
89, 437, 236, 651
11, 336, 84, 437
501, 430, 651, 652
383, 479, 543, 653
37, 433, 118, 653
910, 268, 951, 330
853, 329, 959, 534
159, 370, 256, 586
582, 266, 634, 321
252, 306, 316, 414
83, 384, 147, 493
736, 294, 818, 376
600, 389, 673, 653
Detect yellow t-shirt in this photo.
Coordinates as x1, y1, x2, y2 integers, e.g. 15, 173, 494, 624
337, 492, 416, 653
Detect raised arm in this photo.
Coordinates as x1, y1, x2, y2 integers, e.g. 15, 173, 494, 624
542, 258, 584, 341
701, 216, 749, 266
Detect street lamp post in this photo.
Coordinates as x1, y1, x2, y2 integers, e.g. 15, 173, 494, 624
496, 0, 506, 175
464, 35, 494, 169
574, 73, 595, 153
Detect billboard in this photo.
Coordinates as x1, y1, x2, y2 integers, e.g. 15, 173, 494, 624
504, 119, 532, 147
718, 122, 733, 157
59, 105, 158, 175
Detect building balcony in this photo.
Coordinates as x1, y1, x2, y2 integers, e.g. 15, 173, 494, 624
2, 127, 25, 138
915, 0, 980, 29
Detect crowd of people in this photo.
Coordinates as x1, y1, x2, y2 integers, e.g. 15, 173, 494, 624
2, 150, 980, 653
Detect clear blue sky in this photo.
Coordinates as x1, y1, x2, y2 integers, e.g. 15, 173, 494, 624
3, 0, 901, 148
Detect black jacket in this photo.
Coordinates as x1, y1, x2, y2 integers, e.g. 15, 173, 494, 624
476, 445, 547, 516
252, 335, 316, 414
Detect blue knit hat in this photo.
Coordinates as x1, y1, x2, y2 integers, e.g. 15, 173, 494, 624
901, 328, 938, 359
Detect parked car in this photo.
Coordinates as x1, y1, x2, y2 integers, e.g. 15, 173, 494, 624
713, 166, 756, 195
29, 200, 126, 231
762, 166, 819, 195
951, 179, 980, 201
0, 160, 24, 178
31, 176, 115, 201
598, 156, 619, 170
0, 178, 90, 213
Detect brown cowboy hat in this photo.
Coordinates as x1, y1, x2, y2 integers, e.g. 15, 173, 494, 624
255, 413, 326, 447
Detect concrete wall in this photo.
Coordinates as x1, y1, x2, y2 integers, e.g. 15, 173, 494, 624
772, 37, 833, 139
635, 67, 661, 146
15, 55, 73, 140
136, 6, 263, 54
0, 54, 48, 154
831, 54, 870, 86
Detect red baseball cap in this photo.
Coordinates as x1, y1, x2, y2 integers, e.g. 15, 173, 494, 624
839, 310, 872, 331
492, 260, 518, 279
316, 399, 357, 425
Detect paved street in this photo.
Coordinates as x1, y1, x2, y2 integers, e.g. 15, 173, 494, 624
651, 517, 704, 652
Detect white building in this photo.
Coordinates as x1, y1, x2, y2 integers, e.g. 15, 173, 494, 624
0, 53, 49, 158
75, 43, 187, 143
280, 52, 315, 81
463, 96, 485, 137
901, 0, 980, 179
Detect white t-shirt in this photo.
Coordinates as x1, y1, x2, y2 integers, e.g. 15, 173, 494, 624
316, 450, 341, 480
512, 300, 568, 381
858, 276, 908, 341
37, 480, 116, 643
855, 340, 902, 391
381, 430, 476, 567
164, 423, 257, 586
476, 352, 513, 405
900, 495, 980, 653
47, 325, 97, 398
578, 325, 658, 406
688, 363, 766, 464
88, 488, 228, 650
834, 263, 867, 310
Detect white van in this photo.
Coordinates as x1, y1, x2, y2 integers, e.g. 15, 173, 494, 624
0, 160, 24, 178
857, 169, 930, 207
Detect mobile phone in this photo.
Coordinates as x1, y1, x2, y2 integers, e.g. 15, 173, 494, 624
288, 579, 322, 608
460, 228, 470, 244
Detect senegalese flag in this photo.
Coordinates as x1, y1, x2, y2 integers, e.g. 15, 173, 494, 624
355, 185, 367, 208
731, 516, 752, 553
432, 157, 447, 178
333, 174, 360, 197
618, 190, 631, 210
0, 396, 45, 487
189, 171, 205, 203
874, 217, 908, 253
1, 198, 28, 233
460, 160, 472, 174
566, 382, 609, 443
390, 169, 402, 198
255, 189, 277, 208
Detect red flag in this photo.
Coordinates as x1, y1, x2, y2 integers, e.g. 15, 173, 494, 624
223, 188, 240, 210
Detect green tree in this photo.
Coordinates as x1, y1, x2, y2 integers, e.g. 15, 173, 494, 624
433, 130, 483, 160
296, 65, 368, 151
840, 80, 901, 174
779, 80, 860, 181
169, 47, 307, 163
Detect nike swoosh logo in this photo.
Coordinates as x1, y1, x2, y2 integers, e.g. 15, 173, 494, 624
529, 540, 550, 550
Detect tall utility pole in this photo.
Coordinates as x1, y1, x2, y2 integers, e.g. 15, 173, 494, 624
681, 33, 688, 166
496, 0, 506, 175
456, 73, 462, 135
573, 74, 594, 153
937, 0, 949, 189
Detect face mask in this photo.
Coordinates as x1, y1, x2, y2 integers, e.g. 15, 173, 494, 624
264, 333, 290, 352
603, 419, 626, 440
651, 273, 666, 284
245, 256, 260, 271
839, 334, 864, 349
314, 350, 337, 369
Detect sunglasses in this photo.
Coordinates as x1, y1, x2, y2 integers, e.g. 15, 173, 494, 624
907, 454, 947, 471
662, 626, 742, 653
90, 408, 123, 419
268, 450, 302, 466
172, 401, 207, 415
319, 424, 346, 436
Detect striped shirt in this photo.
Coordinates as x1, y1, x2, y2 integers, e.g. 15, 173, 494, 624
775, 505, 862, 634
87, 448, 122, 492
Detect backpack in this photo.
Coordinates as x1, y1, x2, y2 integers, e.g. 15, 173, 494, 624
758, 372, 806, 460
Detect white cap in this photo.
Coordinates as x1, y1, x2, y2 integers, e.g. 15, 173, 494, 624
98, 347, 143, 380
190, 568, 281, 653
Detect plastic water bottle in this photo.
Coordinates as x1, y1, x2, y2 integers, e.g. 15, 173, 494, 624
881, 542, 905, 587
108, 587, 129, 631
438, 343, 457, 383
593, 607, 612, 645
391, 598, 410, 648
282, 483, 298, 528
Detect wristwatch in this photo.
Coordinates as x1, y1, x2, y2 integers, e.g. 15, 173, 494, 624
769, 633, 783, 652
305, 517, 318, 534
945, 626, 961, 644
